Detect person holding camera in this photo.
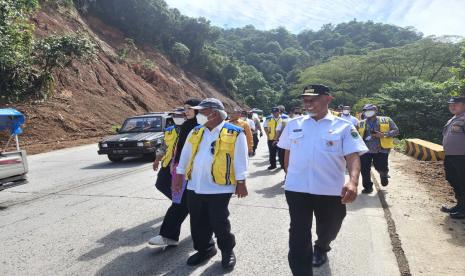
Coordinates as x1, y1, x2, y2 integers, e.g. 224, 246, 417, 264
357, 104, 399, 193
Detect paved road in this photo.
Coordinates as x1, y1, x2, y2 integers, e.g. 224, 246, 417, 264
0, 140, 399, 275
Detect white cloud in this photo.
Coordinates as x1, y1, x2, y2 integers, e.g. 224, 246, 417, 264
165, 0, 465, 36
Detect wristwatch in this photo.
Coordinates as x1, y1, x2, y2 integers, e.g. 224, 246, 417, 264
237, 180, 245, 184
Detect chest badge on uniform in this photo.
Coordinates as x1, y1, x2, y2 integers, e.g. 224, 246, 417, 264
326, 140, 334, 146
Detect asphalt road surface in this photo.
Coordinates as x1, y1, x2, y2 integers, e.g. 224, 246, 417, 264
0, 140, 399, 276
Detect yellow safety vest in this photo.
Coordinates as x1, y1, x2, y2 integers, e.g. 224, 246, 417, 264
185, 123, 242, 185
267, 117, 282, 140
161, 126, 179, 168
358, 117, 394, 149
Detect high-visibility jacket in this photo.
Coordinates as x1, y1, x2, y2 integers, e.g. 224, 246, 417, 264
266, 116, 282, 140
358, 116, 394, 149
161, 125, 179, 168
185, 123, 242, 185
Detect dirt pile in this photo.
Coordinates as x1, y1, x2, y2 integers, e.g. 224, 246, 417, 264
5, 7, 239, 154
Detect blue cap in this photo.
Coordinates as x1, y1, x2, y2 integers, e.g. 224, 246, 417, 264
362, 104, 377, 111
192, 98, 225, 110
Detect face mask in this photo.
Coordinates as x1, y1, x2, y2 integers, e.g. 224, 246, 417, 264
241, 116, 247, 121
342, 110, 350, 115
173, 117, 185, 125
365, 110, 376, 118
196, 113, 209, 125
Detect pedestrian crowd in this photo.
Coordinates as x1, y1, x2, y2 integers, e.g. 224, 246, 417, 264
148, 84, 465, 275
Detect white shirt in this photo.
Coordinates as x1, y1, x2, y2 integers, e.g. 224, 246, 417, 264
176, 121, 249, 194
340, 114, 359, 127
246, 118, 256, 131
278, 113, 368, 196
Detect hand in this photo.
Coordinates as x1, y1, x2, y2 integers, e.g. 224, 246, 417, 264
152, 160, 160, 171
371, 131, 384, 138
272, 140, 278, 146
235, 182, 248, 198
341, 181, 358, 204
173, 174, 184, 193
248, 150, 254, 157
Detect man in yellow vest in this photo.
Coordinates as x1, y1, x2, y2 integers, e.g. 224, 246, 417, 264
358, 104, 399, 193
264, 107, 283, 170
173, 98, 249, 271
228, 107, 254, 156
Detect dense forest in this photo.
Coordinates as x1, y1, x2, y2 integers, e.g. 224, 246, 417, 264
1, 0, 465, 142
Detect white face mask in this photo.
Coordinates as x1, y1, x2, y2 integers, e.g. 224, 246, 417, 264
173, 117, 185, 125
342, 110, 350, 115
196, 113, 209, 125
365, 110, 376, 118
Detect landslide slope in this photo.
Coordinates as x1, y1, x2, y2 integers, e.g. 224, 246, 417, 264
10, 6, 238, 154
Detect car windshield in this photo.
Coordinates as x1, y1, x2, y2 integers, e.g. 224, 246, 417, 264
120, 116, 162, 133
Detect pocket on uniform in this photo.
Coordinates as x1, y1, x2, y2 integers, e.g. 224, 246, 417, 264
289, 132, 304, 146
451, 121, 465, 133
321, 134, 342, 153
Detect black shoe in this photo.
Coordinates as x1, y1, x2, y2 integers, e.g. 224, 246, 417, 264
312, 248, 327, 267
440, 204, 461, 213
381, 176, 389, 186
221, 250, 236, 270
450, 211, 465, 219
186, 248, 217, 266
361, 188, 373, 194
267, 165, 277, 170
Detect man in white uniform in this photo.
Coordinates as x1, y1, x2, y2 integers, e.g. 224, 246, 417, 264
174, 98, 249, 271
340, 105, 359, 127
278, 84, 368, 276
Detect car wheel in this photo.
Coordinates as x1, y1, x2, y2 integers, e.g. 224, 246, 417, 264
108, 155, 124, 162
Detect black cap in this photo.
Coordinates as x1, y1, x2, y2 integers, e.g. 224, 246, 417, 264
184, 98, 201, 107
170, 107, 185, 115
301, 84, 330, 96
192, 98, 225, 110
271, 107, 280, 112
448, 96, 465, 104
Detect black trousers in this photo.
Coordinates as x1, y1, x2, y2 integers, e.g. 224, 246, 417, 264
360, 152, 389, 189
187, 190, 235, 253
285, 191, 346, 276
267, 140, 284, 167
252, 133, 259, 153
444, 155, 465, 210
155, 165, 172, 199
159, 188, 189, 241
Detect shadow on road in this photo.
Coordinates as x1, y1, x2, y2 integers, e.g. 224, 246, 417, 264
81, 158, 149, 170
248, 167, 283, 179
441, 216, 465, 247
78, 216, 164, 261
95, 237, 195, 276
255, 181, 285, 198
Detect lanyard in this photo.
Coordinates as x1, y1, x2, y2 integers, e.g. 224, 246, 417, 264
366, 119, 377, 132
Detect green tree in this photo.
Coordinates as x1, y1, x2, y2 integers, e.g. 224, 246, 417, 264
170, 42, 190, 66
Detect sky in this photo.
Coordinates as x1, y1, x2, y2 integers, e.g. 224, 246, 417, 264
165, 0, 465, 37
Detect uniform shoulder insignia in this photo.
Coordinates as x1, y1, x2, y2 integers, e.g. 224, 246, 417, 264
350, 128, 360, 139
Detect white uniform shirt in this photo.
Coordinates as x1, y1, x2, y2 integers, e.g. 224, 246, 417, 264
278, 113, 368, 196
176, 121, 249, 194
340, 114, 359, 127
246, 118, 256, 132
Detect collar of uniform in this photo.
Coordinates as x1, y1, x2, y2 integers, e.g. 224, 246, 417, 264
207, 120, 225, 134
303, 111, 335, 122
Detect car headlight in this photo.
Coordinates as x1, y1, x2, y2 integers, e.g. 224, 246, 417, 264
137, 142, 144, 147
101, 143, 108, 148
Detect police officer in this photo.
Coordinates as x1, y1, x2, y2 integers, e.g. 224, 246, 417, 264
174, 98, 249, 270
278, 84, 368, 276
358, 104, 399, 193
149, 99, 201, 246
440, 96, 465, 219
264, 107, 283, 170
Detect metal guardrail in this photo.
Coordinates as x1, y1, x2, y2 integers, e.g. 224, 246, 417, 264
405, 138, 444, 161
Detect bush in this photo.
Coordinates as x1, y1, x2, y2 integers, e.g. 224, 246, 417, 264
170, 42, 190, 66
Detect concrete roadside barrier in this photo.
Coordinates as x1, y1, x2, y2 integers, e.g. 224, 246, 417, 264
404, 138, 444, 161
